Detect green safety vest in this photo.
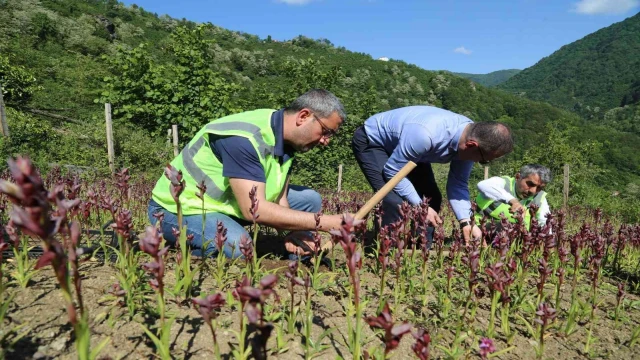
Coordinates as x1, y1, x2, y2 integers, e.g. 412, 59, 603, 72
474, 176, 546, 229
151, 109, 293, 217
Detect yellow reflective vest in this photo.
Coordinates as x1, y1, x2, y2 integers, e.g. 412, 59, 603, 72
152, 109, 293, 217
474, 176, 546, 229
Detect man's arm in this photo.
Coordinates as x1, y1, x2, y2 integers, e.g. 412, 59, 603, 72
446, 159, 474, 220
478, 176, 524, 213
229, 178, 342, 231
537, 195, 551, 224
277, 174, 291, 208
214, 136, 340, 231
477, 177, 515, 202
447, 160, 481, 242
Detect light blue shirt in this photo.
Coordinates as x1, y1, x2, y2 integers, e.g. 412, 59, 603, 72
364, 106, 474, 220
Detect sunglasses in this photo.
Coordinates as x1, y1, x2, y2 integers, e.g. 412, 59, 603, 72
478, 147, 491, 165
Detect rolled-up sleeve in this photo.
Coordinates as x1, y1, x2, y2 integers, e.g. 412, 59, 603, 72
383, 127, 432, 205
447, 159, 474, 220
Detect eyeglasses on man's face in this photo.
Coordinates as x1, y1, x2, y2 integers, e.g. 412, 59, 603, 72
478, 147, 491, 165
312, 114, 337, 139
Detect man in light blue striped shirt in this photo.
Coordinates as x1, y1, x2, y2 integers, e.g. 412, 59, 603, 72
352, 106, 513, 243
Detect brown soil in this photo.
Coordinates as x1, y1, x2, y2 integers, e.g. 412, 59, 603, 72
2, 241, 640, 360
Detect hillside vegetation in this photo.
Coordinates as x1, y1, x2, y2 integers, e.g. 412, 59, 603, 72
0, 0, 638, 219
453, 69, 521, 87
500, 13, 640, 127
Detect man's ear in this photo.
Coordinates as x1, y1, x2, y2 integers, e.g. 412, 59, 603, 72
465, 139, 479, 148
296, 109, 312, 126
515, 173, 521, 181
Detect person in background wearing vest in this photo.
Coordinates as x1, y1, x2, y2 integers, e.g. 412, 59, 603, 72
352, 106, 514, 245
474, 164, 551, 230
148, 89, 347, 259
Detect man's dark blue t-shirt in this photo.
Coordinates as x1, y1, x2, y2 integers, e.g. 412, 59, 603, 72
209, 109, 294, 183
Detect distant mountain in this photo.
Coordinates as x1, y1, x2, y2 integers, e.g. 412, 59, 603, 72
453, 69, 521, 87
499, 12, 640, 121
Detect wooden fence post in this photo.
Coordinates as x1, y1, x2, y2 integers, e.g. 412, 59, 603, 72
484, 166, 489, 180
172, 124, 179, 157
563, 164, 569, 210
0, 83, 9, 137
337, 164, 343, 192
105, 103, 115, 174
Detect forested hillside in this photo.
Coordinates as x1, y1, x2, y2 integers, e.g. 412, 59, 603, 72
500, 12, 640, 126
453, 69, 521, 87
0, 0, 638, 219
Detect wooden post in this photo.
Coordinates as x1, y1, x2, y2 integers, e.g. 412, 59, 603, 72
337, 164, 343, 192
0, 83, 9, 137
484, 166, 489, 180
172, 124, 179, 157
105, 103, 115, 174
167, 128, 172, 145
563, 164, 569, 210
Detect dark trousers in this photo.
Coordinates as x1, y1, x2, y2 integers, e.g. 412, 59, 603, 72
352, 126, 442, 239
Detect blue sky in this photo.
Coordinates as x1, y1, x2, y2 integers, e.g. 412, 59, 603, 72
121, 0, 639, 74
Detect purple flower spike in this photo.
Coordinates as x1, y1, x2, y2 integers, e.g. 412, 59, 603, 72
478, 337, 496, 359
412, 328, 431, 360
192, 293, 226, 323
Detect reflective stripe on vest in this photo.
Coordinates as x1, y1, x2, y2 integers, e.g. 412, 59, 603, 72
151, 109, 292, 216
180, 121, 275, 202
474, 176, 545, 229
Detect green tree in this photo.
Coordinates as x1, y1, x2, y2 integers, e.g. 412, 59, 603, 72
0, 55, 41, 105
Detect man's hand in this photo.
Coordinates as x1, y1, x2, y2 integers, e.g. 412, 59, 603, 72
461, 221, 482, 244
284, 231, 317, 255
509, 199, 524, 214
427, 206, 442, 226
319, 214, 345, 231
229, 178, 342, 232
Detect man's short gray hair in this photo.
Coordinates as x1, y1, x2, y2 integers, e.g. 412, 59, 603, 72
284, 89, 346, 122
467, 121, 514, 156
520, 164, 552, 184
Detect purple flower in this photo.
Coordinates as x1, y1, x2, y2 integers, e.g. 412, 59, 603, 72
192, 293, 226, 323
365, 302, 412, 355
411, 328, 431, 360
478, 337, 496, 359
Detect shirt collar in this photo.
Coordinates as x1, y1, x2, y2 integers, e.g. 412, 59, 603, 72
450, 122, 470, 152
271, 109, 285, 157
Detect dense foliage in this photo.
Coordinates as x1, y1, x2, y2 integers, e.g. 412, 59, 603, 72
500, 12, 640, 122
0, 0, 638, 220
452, 69, 521, 87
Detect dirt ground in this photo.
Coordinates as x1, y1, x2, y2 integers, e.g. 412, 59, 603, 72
2, 235, 640, 360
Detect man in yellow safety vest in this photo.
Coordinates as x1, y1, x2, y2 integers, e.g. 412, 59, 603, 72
148, 89, 347, 259
474, 164, 552, 230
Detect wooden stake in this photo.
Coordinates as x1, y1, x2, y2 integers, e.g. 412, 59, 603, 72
563, 164, 569, 210
105, 103, 115, 174
337, 164, 343, 192
172, 124, 179, 157
0, 83, 9, 137
484, 166, 489, 180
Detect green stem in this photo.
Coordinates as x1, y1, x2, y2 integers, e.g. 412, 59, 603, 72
488, 290, 500, 338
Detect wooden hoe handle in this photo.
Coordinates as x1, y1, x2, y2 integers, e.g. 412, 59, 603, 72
354, 161, 417, 220
319, 161, 417, 252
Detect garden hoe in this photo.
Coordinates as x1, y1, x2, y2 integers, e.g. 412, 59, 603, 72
314, 161, 418, 264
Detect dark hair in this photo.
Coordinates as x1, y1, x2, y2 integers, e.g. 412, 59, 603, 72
467, 121, 514, 155
284, 89, 346, 122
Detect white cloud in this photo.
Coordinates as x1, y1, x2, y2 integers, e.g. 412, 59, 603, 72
276, 0, 316, 5
453, 46, 472, 55
572, 0, 639, 14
